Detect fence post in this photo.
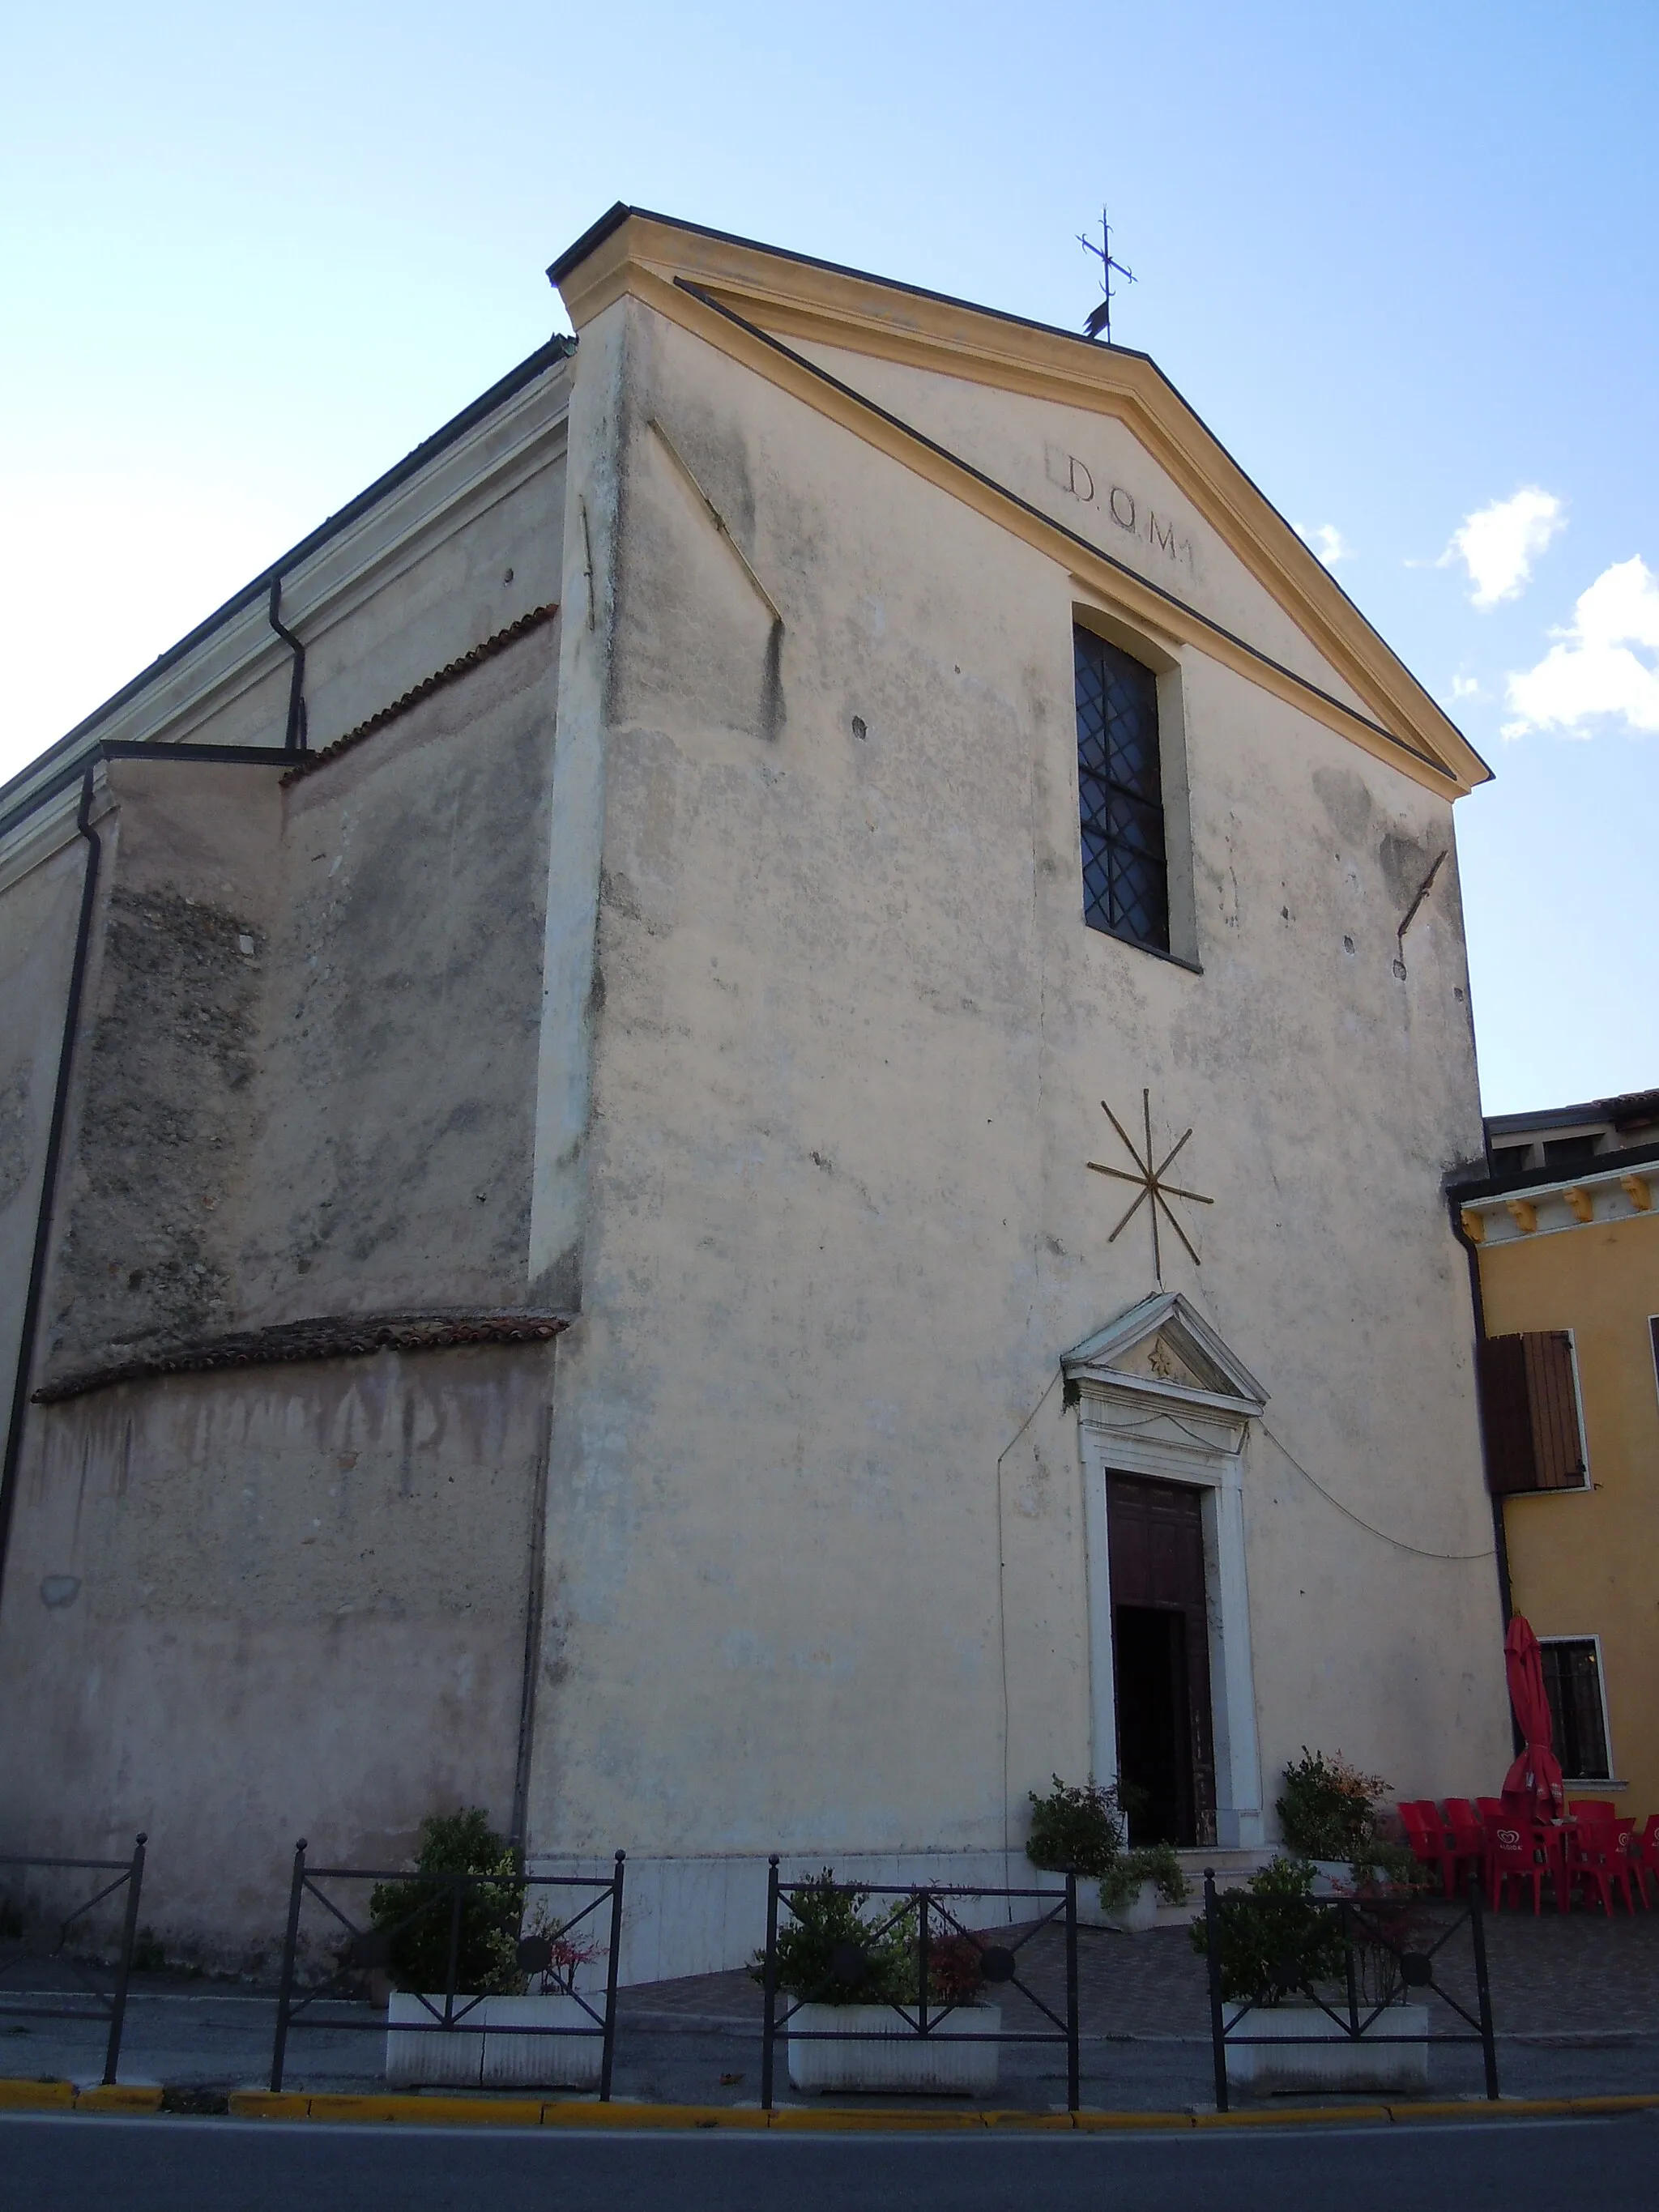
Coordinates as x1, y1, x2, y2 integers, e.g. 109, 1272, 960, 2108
1064, 1870, 1080, 2112
1203, 1869, 1228, 2113
599, 1852, 625, 2103
442, 1873, 463, 2027
1468, 1864, 1499, 2100
760, 1856, 780, 2112
1341, 1897, 1359, 2037
101, 1834, 147, 2086
270, 1839, 308, 2093
917, 1890, 931, 2037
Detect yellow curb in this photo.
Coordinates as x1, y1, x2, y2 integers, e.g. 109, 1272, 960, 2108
298, 2091, 544, 2126
1193, 2104, 1392, 2129
75, 2085, 165, 2113
0, 2079, 76, 2111
9, 2074, 1657, 2135
228, 2092, 312, 2120
539, 2101, 770, 2130
980, 2111, 1081, 2130
767, 2106, 987, 2131
1073, 2111, 1194, 2130
1384, 2099, 1563, 2124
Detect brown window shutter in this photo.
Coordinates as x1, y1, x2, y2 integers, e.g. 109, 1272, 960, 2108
1523, 1331, 1586, 1489
1478, 1334, 1540, 1494
1476, 1331, 1585, 1494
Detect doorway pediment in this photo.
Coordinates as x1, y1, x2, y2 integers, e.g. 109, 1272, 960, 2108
1064, 1292, 1267, 1466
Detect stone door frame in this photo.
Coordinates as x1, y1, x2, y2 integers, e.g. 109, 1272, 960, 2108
1065, 1291, 1268, 1849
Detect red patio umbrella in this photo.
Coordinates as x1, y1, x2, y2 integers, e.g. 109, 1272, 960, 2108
1503, 1614, 1565, 1821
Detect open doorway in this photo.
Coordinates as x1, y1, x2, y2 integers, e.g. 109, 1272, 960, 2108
1107, 1473, 1216, 1846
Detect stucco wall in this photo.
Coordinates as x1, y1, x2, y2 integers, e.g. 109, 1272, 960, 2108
0, 829, 94, 1412
1482, 1213, 1659, 1810
525, 297, 1509, 1894
34, 500, 567, 1390
0, 1344, 552, 1958
0, 375, 574, 1942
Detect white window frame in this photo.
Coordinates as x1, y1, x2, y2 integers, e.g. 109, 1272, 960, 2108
1537, 1631, 1618, 1785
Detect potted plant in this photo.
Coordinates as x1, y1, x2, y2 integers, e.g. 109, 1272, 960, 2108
1192, 1855, 1430, 2093
1097, 1843, 1189, 1933
1276, 1749, 1388, 1890
372, 1809, 608, 2091
1024, 1775, 1124, 1927
757, 1870, 1003, 2095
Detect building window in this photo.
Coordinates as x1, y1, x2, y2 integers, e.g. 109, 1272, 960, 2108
1474, 1330, 1588, 1494
1074, 626, 1169, 953
1538, 1638, 1613, 1780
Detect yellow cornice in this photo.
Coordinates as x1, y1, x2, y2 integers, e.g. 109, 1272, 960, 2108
554, 211, 1488, 799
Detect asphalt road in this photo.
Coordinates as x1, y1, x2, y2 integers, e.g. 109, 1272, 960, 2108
2, 2112, 1655, 2211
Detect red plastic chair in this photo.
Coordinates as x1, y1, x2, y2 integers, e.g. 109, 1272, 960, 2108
1564, 1809, 1618, 1916
1636, 1816, 1659, 1896
1400, 1803, 1457, 1898
1616, 1822, 1650, 1909
1443, 1799, 1486, 1899
1568, 1799, 1617, 1821
1484, 1811, 1546, 1914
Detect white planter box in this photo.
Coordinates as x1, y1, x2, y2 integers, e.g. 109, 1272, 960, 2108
1223, 2002, 1430, 2093
386, 1993, 486, 2087
786, 2002, 1001, 2094
386, 1993, 603, 2090
1098, 1878, 1161, 1933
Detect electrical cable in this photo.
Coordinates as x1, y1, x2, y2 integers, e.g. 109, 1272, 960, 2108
1261, 1426, 1493, 1562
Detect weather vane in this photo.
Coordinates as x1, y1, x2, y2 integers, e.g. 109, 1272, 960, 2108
1079, 207, 1134, 343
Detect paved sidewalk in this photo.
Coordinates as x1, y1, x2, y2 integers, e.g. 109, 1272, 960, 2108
4, 1906, 1656, 2111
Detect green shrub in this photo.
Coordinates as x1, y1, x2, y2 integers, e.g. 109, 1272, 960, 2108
1276, 1749, 1386, 1861
750, 1869, 918, 2006
369, 1809, 524, 1996
1025, 1776, 1124, 1878
1188, 1856, 1346, 2005
1099, 1843, 1189, 1911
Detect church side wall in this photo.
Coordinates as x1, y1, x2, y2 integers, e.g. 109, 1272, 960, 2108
0, 1344, 552, 1960
0, 420, 577, 1952
0, 820, 96, 1438
524, 300, 1508, 1969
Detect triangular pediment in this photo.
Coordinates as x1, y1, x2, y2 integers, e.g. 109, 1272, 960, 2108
1064, 1291, 1268, 1414
551, 207, 1488, 801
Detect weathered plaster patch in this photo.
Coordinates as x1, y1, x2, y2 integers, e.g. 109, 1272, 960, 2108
46, 887, 260, 1375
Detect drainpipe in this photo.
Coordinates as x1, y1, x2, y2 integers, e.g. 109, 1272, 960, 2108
267, 578, 308, 752
1449, 1197, 1513, 1626
0, 768, 104, 1611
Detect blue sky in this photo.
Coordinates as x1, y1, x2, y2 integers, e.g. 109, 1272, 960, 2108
3, 0, 1654, 1112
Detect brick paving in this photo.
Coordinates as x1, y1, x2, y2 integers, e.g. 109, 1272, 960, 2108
622, 1900, 1659, 2042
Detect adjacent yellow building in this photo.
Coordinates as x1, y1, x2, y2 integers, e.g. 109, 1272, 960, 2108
1455, 1092, 1659, 1809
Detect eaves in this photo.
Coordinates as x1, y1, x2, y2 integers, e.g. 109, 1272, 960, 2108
1449, 1143, 1659, 1247
0, 339, 574, 830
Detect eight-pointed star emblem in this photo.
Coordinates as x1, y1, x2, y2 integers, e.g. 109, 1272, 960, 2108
1088, 1089, 1213, 1281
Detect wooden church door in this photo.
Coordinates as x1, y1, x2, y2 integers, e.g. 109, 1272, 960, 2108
1105, 1473, 1218, 1847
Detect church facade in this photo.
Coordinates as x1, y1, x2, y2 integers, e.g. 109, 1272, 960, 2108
0, 209, 1511, 1975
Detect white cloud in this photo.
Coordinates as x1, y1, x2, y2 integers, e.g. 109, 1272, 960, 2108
1450, 674, 1482, 701
1296, 522, 1350, 568
1503, 556, 1659, 738
1442, 486, 1565, 607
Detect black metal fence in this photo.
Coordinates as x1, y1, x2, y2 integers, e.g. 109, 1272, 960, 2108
270, 1842, 625, 2096
0, 1835, 147, 2086
758, 1860, 1080, 2111
1200, 1867, 1499, 2112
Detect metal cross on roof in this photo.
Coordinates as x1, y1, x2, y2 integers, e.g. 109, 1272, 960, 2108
1087, 1089, 1213, 1281
1079, 207, 1135, 343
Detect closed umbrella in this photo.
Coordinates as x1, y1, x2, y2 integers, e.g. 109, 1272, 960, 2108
1503, 1614, 1565, 1822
